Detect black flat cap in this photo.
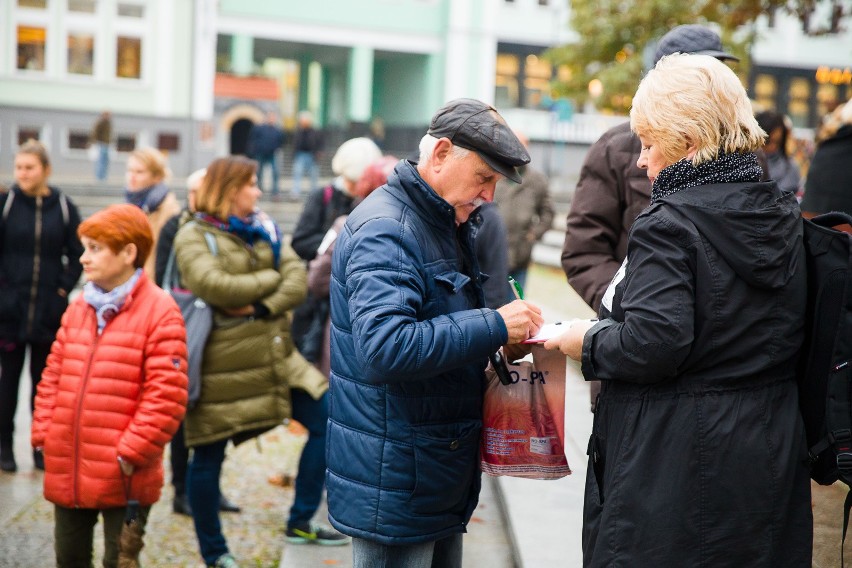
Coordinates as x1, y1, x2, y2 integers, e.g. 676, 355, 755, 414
653, 24, 739, 65
427, 98, 530, 183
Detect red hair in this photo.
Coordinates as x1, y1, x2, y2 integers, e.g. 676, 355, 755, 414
78, 204, 153, 269
354, 155, 398, 198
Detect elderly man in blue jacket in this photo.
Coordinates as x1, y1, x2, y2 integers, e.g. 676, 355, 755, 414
327, 98, 544, 567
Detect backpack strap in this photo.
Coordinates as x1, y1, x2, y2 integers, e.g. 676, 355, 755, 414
2, 190, 14, 223
58, 192, 69, 228
323, 184, 333, 206
163, 221, 218, 290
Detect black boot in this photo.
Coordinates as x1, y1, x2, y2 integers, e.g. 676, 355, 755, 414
0, 440, 16, 473
33, 449, 44, 471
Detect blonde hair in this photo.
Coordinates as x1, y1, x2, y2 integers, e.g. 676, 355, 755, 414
630, 54, 765, 165
128, 147, 169, 181
17, 139, 51, 169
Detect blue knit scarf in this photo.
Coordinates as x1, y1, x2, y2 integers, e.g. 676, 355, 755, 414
125, 182, 170, 213
196, 211, 282, 268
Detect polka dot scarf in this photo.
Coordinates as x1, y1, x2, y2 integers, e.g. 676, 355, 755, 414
651, 151, 763, 205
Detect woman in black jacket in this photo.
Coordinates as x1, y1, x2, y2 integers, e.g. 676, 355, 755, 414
545, 54, 812, 567
0, 140, 83, 473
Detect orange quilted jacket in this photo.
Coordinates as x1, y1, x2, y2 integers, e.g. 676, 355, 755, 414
31, 276, 188, 508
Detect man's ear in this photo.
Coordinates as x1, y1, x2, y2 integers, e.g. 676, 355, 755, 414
430, 138, 454, 171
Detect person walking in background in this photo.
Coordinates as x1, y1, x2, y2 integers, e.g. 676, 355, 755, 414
291, 111, 323, 200
247, 112, 285, 197
800, 97, 852, 216
755, 110, 802, 195
327, 98, 544, 567
153, 168, 241, 518
0, 140, 83, 473
493, 130, 554, 292
545, 54, 812, 567
124, 147, 181, 279
290, 137, 382, 262
474, 202, 511, 309
560, 23, 739, 410
31, 203, 188, 568
173, 156, 327, 568
91, 111, 112, 182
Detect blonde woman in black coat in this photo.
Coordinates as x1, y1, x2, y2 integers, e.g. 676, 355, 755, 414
545, 54, 812, 567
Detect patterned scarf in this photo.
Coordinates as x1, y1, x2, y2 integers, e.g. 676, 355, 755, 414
651, 152, 763, 204
196, 211, 282, 268
125, 182, 170, 213
83, 268, 143, 333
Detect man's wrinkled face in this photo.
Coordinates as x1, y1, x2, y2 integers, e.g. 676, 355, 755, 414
437, 149, 501, 224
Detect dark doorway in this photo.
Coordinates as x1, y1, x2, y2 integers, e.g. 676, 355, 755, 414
230, 118, 254, 155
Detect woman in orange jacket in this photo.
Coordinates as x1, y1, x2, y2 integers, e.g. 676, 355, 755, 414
31, 204, 188, 567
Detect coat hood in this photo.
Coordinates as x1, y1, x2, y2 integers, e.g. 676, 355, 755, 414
659, 182, 801, 289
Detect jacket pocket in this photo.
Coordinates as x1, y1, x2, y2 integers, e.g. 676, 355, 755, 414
433, 271, 471, 294
410, 420, 480, 515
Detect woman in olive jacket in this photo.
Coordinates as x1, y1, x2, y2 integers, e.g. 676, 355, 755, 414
173, 156, 325, 568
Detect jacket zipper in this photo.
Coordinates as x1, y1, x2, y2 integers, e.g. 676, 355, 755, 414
72, 309, 100, 507
25, 196, 43, 337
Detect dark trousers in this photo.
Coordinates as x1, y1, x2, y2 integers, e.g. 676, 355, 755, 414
0, 341, 52, 444
287, 390, 328, 527
187, 438, 229, 565
170, 421, 189, 495
54, 504, 150, 568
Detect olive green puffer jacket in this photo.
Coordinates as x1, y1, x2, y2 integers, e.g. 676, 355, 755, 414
173, 217, 326, 447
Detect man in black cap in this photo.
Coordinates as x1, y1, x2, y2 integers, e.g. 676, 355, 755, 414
561, 24, 738, 411
325, 98, 544, 566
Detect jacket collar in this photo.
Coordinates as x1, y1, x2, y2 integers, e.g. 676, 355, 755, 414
388, 160, 461, 233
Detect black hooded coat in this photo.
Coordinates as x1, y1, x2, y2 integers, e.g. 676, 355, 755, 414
580, 180, 813, 567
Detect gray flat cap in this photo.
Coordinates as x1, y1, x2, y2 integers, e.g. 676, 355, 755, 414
654, 24, 739, 64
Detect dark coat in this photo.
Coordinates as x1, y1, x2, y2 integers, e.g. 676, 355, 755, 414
247, 123, 285, 159
473, 202, 510, 308
327, 161, 508, 545
494, 165, 554, 273
291, 184, 354, 261
562, 121, 650, 311
581, 180, 812, 567
0, 186, 83, 343
801, 124, 852, 216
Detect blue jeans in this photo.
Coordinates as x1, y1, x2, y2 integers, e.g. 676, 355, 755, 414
292, 151, 318, 197
288, 390, 328, 526
352, 533, 463, 568
256, 153, 279, 195
95, 143, 109, 181
187, 438, 229, 565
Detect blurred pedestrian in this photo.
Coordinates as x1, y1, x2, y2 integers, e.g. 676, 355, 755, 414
560, 23, 739, 411
31, 203, 188, 568
247, 112, 285, 196
800, 97, 852, 216
290, 137, 382, 262
124, 147, 181, 279
493, 131, 554, 292
91, 111, 112, 182
755, 110, 802, 194
327, 98, 543, 567
474, 202, 511, 308
544, 53, 812, 567
291, 111, 323, 200
0, 139, 83, 473
173, 156, 327, 567
153, 168, 241, 517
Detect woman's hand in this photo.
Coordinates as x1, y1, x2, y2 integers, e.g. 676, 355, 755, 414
543, 319, 596, 361
223, 305, 254, 317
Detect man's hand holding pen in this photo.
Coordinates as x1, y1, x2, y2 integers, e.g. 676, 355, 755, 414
496, 300, 544, 344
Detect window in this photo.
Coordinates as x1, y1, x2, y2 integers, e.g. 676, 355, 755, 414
17, 0, 47, 8
753, 74, 778, 112
17, 25, 46, 71
787, 77, 811, 128
495, 53, 520, 108
523, 54, 552, 108
68, 130, 91, 150
116, 134, 136, 152
17, 127, 41, 146
117, 2, 145, 18
69, 0, 97, 13
157, 133, 180, 152
116, 36, 142, 78
538, 0, 549, 4
67, 32, 94, 75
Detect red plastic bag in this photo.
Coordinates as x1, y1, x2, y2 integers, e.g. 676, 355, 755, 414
481, 346, 570, 480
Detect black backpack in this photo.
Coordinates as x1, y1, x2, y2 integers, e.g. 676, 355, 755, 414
796, 211, 852, 557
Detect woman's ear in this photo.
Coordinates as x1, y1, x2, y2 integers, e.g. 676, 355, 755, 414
685, 139, 698, 161
122, 243, 138, 267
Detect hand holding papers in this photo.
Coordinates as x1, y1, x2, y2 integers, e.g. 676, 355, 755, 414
538, 319, 598, 361
523, 320, 582, 344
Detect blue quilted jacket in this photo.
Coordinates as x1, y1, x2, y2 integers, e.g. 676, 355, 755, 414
326, 160, 509, 544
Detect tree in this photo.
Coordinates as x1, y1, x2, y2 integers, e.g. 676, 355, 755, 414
547, 0, 851, 114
